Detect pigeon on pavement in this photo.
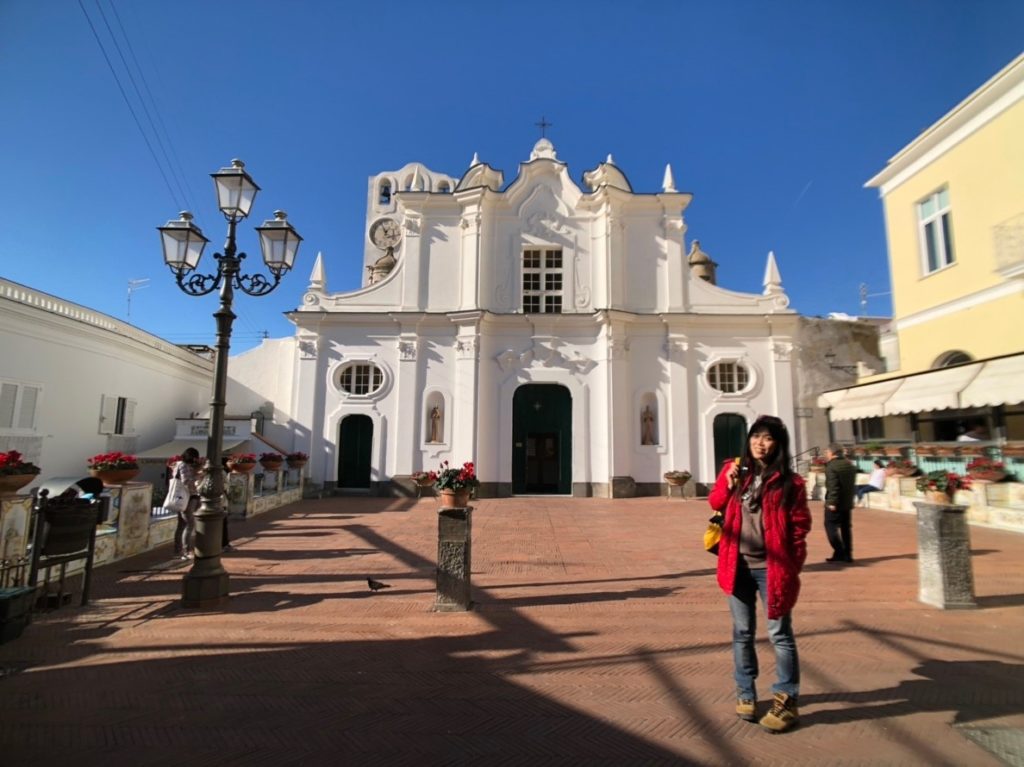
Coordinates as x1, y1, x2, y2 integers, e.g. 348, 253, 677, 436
367, 578, 392, 592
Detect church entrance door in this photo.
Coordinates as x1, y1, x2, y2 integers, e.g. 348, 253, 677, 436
338, 414, 373, 489
713, 413, 747, 470
512, 384, 571, 494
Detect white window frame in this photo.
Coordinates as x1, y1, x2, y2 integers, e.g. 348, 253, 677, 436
707, 361, 750, 394
332, 360, 392, 402
0, 379, 42, 433
99, 394, 137, 435
918, 187, 955, 275
522, 247, 563, 314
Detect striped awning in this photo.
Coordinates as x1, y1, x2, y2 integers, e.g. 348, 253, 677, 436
819, 379, 903, 421
820, 353, 1024, 421
882, 364, 982, 416
960, 355, 1024, 408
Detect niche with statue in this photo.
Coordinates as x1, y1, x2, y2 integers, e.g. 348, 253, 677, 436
639, 396, 659, 446
424, 393, 446, 444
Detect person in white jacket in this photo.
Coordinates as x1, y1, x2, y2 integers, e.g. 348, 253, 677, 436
855, 459, 887, 502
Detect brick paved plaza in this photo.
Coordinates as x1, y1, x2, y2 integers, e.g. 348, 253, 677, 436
1, 496, 1022, 766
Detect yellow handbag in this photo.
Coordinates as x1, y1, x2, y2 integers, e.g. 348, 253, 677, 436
704, 512, 724, 555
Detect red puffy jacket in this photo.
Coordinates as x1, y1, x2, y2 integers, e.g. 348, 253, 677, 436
709, 462, 812, 619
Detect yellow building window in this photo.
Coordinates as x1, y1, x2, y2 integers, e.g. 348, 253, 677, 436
918, 188, 955, 274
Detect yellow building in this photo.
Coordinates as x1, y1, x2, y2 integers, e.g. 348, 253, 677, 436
823, 52, 1024, 444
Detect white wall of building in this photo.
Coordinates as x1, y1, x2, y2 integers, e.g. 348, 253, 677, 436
226, 140, 871, 496
0, 279, 211, 488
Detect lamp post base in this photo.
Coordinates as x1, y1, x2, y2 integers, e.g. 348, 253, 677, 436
182, 566, 230, 608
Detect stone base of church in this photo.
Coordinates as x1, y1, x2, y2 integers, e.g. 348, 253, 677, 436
311, 477, 708, 501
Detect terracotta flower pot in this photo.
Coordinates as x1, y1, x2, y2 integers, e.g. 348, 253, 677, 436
89, 468, 139, 485
286, 459, 307, 470
438, 489, 471, 508
923, 490, 953, 504
0, 473, 36, 494
968, 469, 1006, 482
230, 462, 256, 474
260, 459, 284, 472
664, 474, 691, 487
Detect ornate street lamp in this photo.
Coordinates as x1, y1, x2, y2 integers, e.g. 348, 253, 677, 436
158, 159, 301, 607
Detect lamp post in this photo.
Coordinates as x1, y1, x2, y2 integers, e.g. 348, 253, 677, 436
159, 159, 301, 607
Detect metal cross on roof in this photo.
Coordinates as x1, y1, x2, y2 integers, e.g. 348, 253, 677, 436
535, 116, 553, 138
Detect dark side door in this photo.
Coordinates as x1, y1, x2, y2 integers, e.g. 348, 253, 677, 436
338, 414, 373, 489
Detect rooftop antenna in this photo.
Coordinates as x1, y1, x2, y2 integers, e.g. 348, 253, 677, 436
859, 282, 891, 316
127, 278, 150, 319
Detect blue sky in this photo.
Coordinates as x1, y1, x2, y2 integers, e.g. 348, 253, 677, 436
1, 1, 1021, 353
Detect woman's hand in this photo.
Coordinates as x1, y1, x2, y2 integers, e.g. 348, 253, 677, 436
725, 460, 740, 489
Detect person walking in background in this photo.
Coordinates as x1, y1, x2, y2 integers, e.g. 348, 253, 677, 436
855, 459, 887, 504
709, 415, 812, 733
171, 447, 202, 560
824, 444, 857, 563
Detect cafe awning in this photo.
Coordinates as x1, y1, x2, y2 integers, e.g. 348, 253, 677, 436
820, 378, 903, 421
820, 352, 1024, 421
882, 364, 982, 416
960, 355, 1024, 408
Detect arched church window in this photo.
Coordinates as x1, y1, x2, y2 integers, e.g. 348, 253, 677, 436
708, 362, 749, 393
378, 180, 392, 205
437, 181, 451, 193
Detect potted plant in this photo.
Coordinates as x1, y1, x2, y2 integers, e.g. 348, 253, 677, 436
226, 453, 258, 473
1000, 442, 1024, 460
286, 451, 309, 469
663, 470, 692, 486
966, 456, 1006, 482
259, 452, 284, 471
0, 450, 41, 494
887, 457, 918, 477
412, 470, 438, 487
433, 460, 479, 508
916, 470, 971, 502
863, 442, 885, 456
87, 451, 139, 484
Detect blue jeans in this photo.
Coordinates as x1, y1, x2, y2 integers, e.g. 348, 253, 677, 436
727, 561, 800, 699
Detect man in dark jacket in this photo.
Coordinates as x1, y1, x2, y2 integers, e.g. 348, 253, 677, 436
824, 444, 857, 563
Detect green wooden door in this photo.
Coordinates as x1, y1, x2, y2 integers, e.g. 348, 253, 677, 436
713, 413, 747, 473
512, 384, 572, 494
338, 414, 373, 489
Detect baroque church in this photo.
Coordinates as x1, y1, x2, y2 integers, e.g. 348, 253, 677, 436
230, 138, 806, 497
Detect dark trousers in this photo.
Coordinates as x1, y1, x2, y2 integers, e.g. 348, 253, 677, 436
825, 506, 852, 560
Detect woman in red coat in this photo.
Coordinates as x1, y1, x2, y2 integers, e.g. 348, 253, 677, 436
709, 415, 811, 733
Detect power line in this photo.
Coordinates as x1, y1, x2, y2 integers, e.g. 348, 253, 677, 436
77, 0, 184, 210
104, 0, 198, 211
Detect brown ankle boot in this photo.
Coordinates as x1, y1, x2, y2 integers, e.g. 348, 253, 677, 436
759, 692, 799, 733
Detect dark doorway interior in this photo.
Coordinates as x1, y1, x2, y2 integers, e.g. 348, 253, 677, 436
512, 384, 572, 494
338, 414, 372, 489
713, 413, 747, 470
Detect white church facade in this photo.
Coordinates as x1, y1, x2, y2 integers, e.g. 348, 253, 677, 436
228, 138, 836, 497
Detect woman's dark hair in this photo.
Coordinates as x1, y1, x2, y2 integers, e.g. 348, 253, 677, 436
740, 415, 797, 505
873, 459, 884, 469
182, 447, 200, 463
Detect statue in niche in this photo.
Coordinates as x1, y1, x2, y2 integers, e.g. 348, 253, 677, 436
428, 406, 442, 443
641, 406, 656, 445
